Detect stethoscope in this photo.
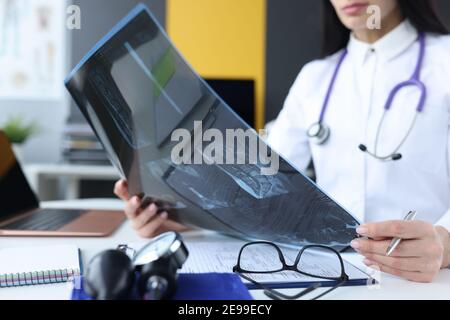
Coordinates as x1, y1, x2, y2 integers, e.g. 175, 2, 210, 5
307, 33, 427, 161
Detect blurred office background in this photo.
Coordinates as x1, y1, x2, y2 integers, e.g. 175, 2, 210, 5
1, 0, 449, 200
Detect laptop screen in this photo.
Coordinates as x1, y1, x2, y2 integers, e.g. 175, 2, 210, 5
0, 132, 39, 220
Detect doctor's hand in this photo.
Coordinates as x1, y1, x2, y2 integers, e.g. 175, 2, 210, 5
114, 180, 190, 238
351, 220, 450, 283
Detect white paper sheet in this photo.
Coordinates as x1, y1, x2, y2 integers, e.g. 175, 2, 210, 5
0, 244, 80, 275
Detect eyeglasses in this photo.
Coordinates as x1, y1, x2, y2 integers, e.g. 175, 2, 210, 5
232, 242, 349, 300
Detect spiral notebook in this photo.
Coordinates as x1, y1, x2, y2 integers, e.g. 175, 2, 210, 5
0, 244, 81, 288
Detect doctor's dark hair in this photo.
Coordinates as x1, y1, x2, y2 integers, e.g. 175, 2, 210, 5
322, 0, 449, 57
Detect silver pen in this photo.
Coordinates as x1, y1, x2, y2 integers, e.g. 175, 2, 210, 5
386, 211, 417, 256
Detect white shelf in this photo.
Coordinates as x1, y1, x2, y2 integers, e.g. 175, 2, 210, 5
23, 163, 121, 200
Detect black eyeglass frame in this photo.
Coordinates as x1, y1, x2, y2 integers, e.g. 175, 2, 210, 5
232, 241, 350, 300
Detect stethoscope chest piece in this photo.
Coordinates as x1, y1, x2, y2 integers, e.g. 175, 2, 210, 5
307, 122, 331, 145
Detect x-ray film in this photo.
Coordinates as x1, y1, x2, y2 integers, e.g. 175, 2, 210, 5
65, 4, 360, 250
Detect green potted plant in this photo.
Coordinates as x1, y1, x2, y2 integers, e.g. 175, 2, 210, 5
1, 115, 40, 162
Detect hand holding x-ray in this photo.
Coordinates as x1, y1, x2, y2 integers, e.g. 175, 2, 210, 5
114, 179, 189, 238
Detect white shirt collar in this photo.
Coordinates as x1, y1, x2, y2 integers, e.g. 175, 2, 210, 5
347, 20, 419, 65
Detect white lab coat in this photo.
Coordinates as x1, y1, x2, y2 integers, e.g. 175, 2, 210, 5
268, 20, 450, 230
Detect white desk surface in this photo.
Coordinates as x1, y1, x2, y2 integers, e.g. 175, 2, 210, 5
1, 199, 449, 300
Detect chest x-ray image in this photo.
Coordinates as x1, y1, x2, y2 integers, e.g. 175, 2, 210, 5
65, 4, 359, 250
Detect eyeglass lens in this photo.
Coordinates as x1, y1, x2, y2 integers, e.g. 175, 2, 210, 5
239, 243, 284, 273
297, 246, 343, 279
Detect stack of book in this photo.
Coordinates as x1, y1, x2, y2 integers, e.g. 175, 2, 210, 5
62, 123, 110, 164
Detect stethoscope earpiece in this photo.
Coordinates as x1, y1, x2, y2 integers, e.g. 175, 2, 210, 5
358, 144, 367, 152
359, 144, 402, 161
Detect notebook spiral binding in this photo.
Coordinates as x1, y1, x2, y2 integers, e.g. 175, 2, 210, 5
0, 268, 80, 288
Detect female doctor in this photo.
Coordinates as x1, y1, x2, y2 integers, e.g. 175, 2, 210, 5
114, 0, 450, 282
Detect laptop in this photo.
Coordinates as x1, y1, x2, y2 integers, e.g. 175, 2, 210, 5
0, 131, 125, 237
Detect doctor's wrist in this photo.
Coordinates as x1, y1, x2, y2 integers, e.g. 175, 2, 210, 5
436, 226, 450, 268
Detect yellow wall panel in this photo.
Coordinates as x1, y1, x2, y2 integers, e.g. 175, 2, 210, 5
167, 0, 266, 129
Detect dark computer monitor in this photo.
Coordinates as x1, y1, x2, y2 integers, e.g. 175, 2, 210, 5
205, 79, 255, 128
